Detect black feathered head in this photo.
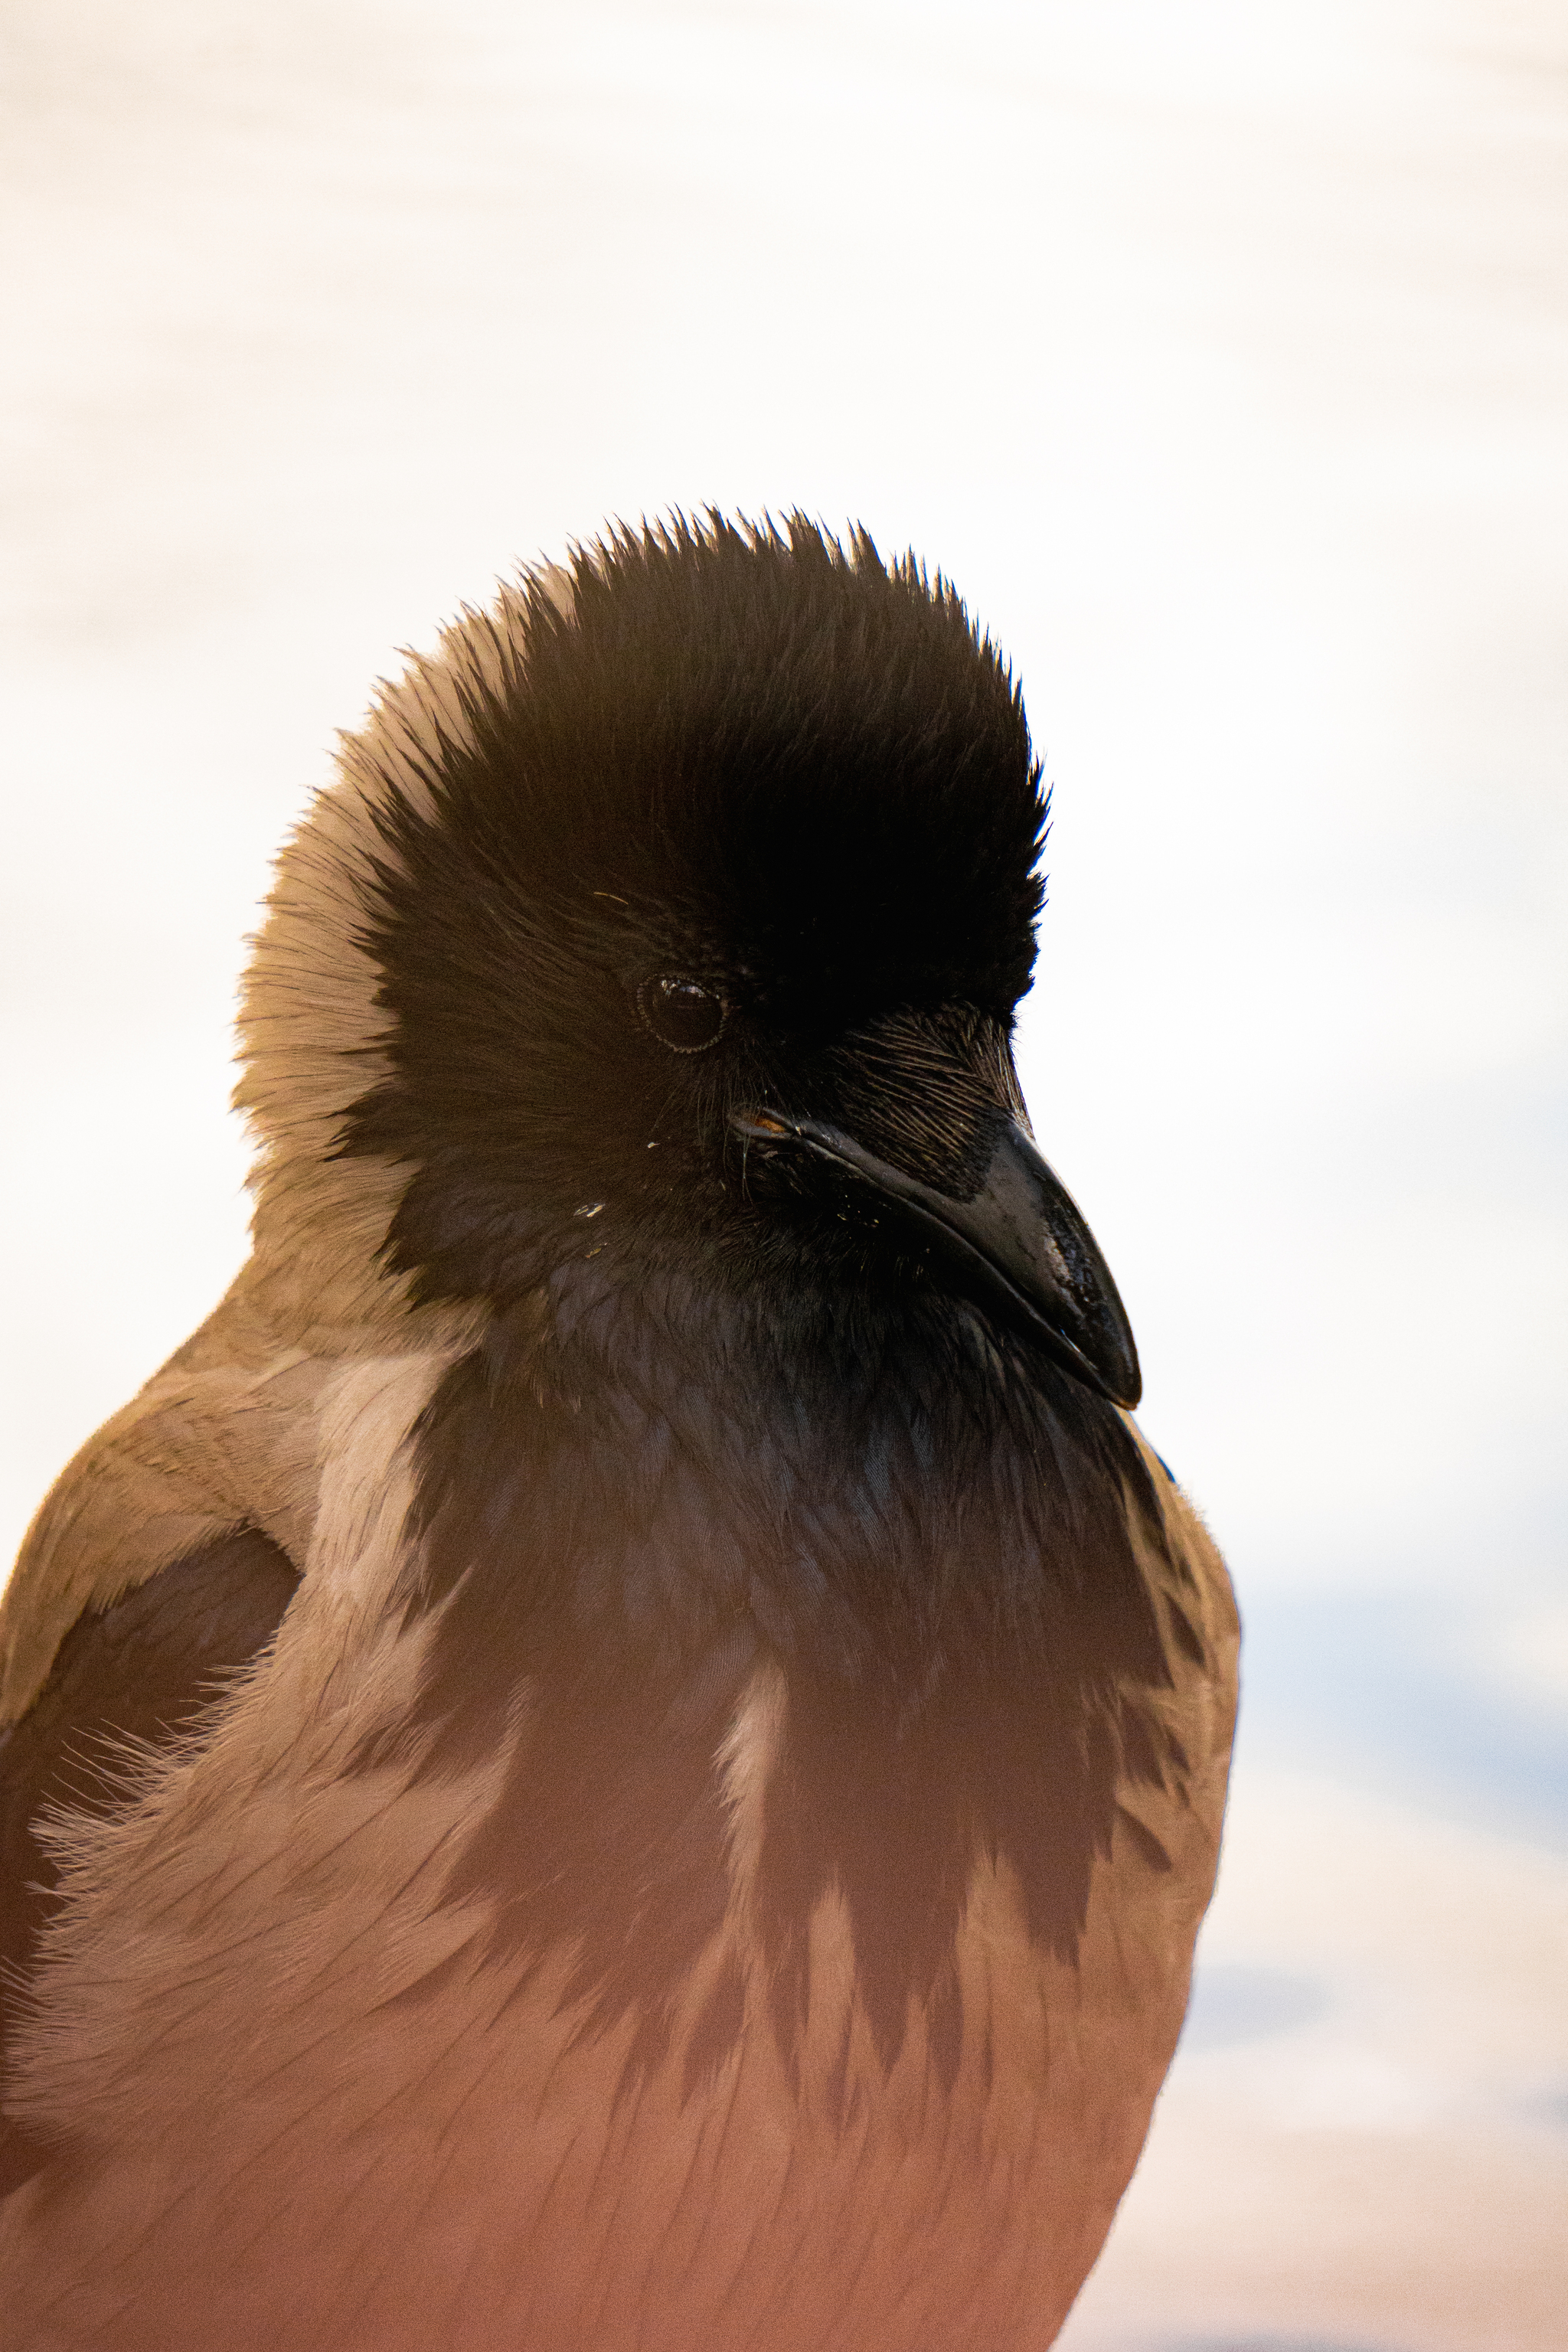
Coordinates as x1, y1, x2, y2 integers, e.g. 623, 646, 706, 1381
237, 514, 1133, 1403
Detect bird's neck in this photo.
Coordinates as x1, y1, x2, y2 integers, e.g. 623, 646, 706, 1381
397, 1263, 1175, 1705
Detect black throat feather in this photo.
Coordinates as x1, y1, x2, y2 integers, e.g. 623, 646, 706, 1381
381, 1260, 1194, 2097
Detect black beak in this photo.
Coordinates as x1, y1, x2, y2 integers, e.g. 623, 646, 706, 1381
731, 1109, 1142, 1409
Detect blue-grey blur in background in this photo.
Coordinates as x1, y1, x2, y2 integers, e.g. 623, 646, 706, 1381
2, 4, 1563, 2345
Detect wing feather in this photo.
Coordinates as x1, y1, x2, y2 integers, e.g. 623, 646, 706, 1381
0, 1525, 299, 2188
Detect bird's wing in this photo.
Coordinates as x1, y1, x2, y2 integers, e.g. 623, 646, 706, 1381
0, 1308, 333, 2174
0, 1526, 301, 2105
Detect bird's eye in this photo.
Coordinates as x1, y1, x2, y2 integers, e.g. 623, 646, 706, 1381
637, 975, 727, 1054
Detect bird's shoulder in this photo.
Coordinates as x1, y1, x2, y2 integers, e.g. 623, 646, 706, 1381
1, 1290, 320, 1733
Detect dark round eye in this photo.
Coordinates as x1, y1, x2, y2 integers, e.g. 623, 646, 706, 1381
636, 975, 727, 1054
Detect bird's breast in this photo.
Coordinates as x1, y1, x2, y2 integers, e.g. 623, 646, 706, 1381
1, 1344, 1236, 2352
1, 1631, 1227, 2352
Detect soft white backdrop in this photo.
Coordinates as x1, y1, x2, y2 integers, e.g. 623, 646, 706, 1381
3, 5, 1565, 2346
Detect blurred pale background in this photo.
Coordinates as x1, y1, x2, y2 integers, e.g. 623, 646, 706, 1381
2, 3, 1564, 2346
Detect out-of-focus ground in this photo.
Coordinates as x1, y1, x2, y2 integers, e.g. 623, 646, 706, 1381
2, 5, 1563, 2345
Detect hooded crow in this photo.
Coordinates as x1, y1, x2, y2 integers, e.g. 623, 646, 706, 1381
0, 515, 1237, 2352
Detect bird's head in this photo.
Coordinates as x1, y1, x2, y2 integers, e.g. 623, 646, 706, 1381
237, 514, 1137, 1408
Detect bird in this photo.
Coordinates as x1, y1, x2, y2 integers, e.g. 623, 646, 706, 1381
0, 514, 1237, 2352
